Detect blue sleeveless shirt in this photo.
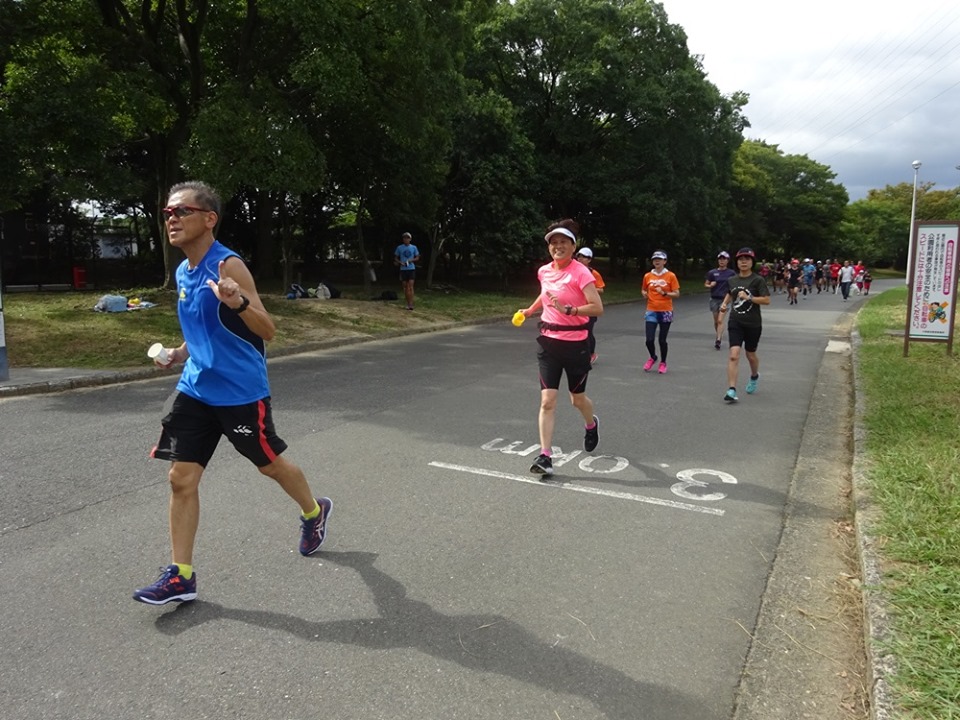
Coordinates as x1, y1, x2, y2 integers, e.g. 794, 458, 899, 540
175, 241, 270, 405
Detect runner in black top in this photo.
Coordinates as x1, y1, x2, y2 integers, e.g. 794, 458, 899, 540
719, 248, 771, 403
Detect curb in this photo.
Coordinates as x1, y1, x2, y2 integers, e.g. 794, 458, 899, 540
0, 317, 500, 399
851, 326, 896, 720
0, 367, 160, 398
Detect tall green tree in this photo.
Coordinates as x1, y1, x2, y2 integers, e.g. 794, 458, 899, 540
730, 140, 848, 260
91, 0, 225, 287
184, 1, 327, 282
438, 88, 542, 283
471, 0, 745, 268
839, 199, 904, 266
0, 0, 144, 210
287, 0, 472, 292
843, 182, 960, 268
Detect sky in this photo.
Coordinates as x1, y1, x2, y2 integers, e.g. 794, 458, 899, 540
660, 0, 960, 201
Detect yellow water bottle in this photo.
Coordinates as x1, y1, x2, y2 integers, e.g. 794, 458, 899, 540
512, 310, 526, 327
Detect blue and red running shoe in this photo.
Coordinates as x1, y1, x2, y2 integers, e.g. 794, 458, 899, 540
300, 497, 333, 556
132, 565, 197, 605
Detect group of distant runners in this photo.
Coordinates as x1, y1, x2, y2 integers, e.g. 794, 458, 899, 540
759, 258, 872, 302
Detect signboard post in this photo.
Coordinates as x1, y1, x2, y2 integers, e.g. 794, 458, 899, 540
903, 221, 960, 357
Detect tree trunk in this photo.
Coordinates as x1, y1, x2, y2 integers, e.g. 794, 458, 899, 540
254, 189, 276, 281
426, 222, 443, 289
280, 197, 294, 290
355, 194, 373, 295
157, 140, 182, 289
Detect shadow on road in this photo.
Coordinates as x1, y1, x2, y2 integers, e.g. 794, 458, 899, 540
156, 550, 711, 720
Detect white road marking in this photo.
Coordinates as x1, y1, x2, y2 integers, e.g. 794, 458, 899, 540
579, 455, 630, 474
428, 462, 725, 516
671, 468, 738, 502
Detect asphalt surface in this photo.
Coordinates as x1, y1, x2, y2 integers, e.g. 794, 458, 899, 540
0, 282, 892, 720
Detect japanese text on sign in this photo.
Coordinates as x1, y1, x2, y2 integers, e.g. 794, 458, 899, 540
909, 225, 958, 340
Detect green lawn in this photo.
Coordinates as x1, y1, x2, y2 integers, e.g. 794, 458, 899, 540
0, 272, 657, 368
856, 287, 960, 718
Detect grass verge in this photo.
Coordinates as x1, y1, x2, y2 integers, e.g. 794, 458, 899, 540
1, 277, 647, 368
856, 286, 960, 718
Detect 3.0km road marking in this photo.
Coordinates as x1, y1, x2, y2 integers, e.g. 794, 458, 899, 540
428, 462, 726, 516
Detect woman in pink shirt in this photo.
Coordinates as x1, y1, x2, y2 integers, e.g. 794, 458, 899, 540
516, 219, 604, 477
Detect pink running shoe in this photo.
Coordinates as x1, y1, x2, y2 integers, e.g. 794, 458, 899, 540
658, 362, 668, 374
643, 357, 656, 372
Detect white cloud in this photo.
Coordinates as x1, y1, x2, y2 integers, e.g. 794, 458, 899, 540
661, 0, 960, 200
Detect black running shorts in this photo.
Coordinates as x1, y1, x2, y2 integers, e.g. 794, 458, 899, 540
537, 335, 591, 393
728, 324, 762, 353
151, 391, 288, 468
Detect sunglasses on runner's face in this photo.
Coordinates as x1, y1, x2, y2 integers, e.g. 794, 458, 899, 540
162, 205, 207, 220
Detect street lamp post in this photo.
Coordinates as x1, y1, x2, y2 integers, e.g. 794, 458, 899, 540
906, 160, 921, 285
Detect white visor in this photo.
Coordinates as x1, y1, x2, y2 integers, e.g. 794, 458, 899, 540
545, 228, 577, 243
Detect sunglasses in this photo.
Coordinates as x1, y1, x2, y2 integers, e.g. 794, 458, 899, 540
162, 205, 208, 220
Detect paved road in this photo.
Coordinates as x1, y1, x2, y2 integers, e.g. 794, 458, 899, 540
0, 283, 884, 720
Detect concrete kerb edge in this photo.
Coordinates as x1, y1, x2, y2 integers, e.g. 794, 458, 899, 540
0, 298, 648, 399
0, 317, 500, 399
850, 325, 897, 720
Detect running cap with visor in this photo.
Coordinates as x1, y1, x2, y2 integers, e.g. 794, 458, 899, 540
651, 251, 668, 260
576, 247, 594, 258
717, 251, 730, 258
544, 227, 577, 243
736, 247, 755, 259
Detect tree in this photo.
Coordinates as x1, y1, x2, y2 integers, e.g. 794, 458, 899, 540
0, 1, 147, 211
844, 182, 960, 268
184, 0, 328, 282
839, 200, 903, 266
470, 0, 744, 268
437, 89, 542, 284
730, 140, 848, 260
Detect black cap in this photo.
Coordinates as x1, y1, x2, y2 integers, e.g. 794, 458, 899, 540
736, 247, 755, 259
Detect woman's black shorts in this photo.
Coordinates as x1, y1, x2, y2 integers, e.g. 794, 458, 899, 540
728, 324, 762, 353
537, 335, 591, 393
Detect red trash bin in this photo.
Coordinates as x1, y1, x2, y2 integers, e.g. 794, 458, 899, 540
72, 266, 87, 289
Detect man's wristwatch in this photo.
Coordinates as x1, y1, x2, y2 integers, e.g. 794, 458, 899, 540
233, 294, 250, 313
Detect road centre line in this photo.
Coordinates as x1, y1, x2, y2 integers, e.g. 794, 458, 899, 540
428, 462, 725, 516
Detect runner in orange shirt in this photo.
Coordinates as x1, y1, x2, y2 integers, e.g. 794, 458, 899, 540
640, 250, 680, 374
576, 247, 605, 365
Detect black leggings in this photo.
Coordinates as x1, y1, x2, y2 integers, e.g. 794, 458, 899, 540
645, 320, 671, 362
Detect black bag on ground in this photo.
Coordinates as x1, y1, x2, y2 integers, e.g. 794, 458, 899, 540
321, 281, 342, 299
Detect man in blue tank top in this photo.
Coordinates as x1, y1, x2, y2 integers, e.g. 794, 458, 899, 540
133, 181, 333, 605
